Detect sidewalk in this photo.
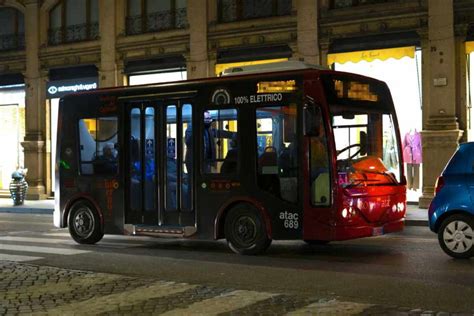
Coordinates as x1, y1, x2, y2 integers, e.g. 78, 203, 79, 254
405, 204, 428, 226
0, 198, 429, 226
0, 198, 54, 214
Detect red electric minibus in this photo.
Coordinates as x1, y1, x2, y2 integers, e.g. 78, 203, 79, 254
54, 62, 406, 254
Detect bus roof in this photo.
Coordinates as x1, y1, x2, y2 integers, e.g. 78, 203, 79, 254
220, 61, 328, 76
60, 64, 383, 100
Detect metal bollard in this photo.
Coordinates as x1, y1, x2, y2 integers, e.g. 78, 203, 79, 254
9, 170, 28, 206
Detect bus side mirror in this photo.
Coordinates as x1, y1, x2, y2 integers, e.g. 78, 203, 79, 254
359, 131, 368, 155
304, 104, 321, 137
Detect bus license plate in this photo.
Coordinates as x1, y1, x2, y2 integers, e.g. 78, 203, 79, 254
372, 227, 384, 236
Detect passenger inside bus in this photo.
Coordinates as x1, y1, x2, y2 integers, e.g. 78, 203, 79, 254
93, 143, 118, 174
166, 154, 177, 210
258, 146, 281, 197
220, 138, 238, 174
185, 110, 237, 174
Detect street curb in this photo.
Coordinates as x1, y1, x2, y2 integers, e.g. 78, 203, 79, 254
405, 219, 428, 227
0, 208, 53, 215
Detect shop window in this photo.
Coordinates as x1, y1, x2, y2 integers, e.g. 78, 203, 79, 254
0, 7, 24, 51
79, 117, 118, 175
48, 0, 99, 45
126, 0, 187, 35
255, 105, 298, 203
218, 0, 292, 23
201, 109, 238, 174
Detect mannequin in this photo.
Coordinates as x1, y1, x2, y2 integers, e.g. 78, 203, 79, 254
402, 129, 422, 190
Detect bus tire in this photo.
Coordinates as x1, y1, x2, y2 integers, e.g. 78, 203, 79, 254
224, 204, 271, 255
68, 200, 104, 245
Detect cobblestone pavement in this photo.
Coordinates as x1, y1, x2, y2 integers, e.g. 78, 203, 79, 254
0, 261, 473, 315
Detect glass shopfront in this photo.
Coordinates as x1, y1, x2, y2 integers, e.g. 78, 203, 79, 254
329, 46, 423, 203
0, 85, 25, 190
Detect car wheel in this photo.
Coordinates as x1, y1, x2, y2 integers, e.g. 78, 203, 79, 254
68, 200, 104, 244
225, 204, 271, 255
438, 214, 474, 259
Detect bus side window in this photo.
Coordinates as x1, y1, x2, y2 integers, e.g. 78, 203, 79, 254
256, 105, 298, 203
78, 117, 119, 176
200, 109, 238, 175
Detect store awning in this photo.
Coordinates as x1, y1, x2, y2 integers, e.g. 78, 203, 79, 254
215, 58, 288, 76
124, 55, 186, 74
466, 42, 474, 54
49, 65, 98, 81
0, 73, 24, 86
328, 46, 416, 65
216, 45, 292, 64
327, 31, 419, 65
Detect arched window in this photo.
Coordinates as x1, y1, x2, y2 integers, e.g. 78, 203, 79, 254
126, 0, 187, 35
0, 7, 24, 51
48, 0, 99, 45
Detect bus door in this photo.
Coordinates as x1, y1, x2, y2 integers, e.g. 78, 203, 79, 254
303, 101, 332, 240
163, 102, 195, 227
125, 101, 195, 229
126, 103, 159, 225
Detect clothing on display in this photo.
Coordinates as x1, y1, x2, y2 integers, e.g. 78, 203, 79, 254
402, 129, 422, 190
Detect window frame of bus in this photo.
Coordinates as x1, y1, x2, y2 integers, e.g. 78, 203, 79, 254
200, 107, 240, 176
77, 116, 119, 176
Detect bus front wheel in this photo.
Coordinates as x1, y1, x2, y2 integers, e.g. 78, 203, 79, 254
224, 204, 271, 255
68, 201, 104, 244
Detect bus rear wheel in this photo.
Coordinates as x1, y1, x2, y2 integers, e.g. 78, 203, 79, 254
68, 201, 104, 244
225, 204, 271, 255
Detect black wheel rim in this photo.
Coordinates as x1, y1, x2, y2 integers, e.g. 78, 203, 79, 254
232, 215, 257, 248
73, 207, 95, 238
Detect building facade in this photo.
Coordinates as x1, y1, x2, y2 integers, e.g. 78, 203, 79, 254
0, 0, 473, 208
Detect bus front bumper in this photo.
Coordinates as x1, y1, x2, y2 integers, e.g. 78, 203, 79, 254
333, 218, 405, 241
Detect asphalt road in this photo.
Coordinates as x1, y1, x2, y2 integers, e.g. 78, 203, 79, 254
0, 212, 473, 313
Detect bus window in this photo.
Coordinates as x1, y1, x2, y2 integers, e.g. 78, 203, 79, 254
166, 105, 178, 210
256, 104, 298, 203
382, 114, 401, 182
310, 112, 330, 206
181, 104, 192, 211
129, 108, 141, 212
200, 109, 238, 174
144, 107, 156, 212
79, 116, 118, 175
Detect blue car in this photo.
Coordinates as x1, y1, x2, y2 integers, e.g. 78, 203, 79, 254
428, 142, 474, 259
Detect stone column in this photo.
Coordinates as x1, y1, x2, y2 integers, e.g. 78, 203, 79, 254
295, 0, 320, 65
187, 0, 209, 79
22, 0, 47, 200
99, 0, 118, 88
418, 0, 463, 208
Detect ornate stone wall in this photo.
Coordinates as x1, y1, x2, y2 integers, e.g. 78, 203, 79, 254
0, 0, 473, 203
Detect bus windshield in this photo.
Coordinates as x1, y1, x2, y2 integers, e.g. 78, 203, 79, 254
322, 74, 401, 188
